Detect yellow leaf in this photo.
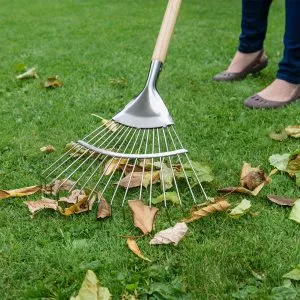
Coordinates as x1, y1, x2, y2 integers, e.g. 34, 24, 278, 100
0, 185, 40, 200
59, 196, 88, 216
127, 238, 151, 262
104, 158, 128, 176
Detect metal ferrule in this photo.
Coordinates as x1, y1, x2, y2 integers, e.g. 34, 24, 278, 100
112, 60, 174, 129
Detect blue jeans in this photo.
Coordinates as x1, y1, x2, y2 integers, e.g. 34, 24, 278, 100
238, 0, 300, 84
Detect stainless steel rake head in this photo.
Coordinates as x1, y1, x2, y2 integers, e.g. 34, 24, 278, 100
42, 0, 209, 208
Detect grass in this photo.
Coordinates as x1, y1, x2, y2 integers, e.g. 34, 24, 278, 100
0, 0, 300, 299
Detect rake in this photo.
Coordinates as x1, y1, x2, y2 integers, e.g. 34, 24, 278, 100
42, 0, 208, 208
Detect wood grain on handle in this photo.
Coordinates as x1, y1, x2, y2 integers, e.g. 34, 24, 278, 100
152, 0, 182, 63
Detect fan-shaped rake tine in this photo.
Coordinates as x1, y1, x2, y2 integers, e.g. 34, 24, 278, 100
42, 122, 116, 177
162, 127, 182, 206
91, 128, 140, 202
51, 123, 121, 183
108, 129, 143, 206
139, 129, 149, 200
79, 127, 136, 197
157, 128, 167, 208
166, 126, 197, 204
68, 126, 132, 192
45, 122, 119, 179
149, 129, 155, 207
171, 126, 208, 200
121, 129, 146, 207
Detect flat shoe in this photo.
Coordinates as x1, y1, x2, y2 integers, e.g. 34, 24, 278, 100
213, 50, 268, 81
244, 87, 300, 109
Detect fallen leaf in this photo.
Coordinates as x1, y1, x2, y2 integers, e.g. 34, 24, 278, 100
229, 199, 251, 218
267, 195, 295, 206
42, 179, 75, 195
269, 130, 288, 141
289, 199, 300, 224
0, 185, 40, 200
283, 265, 300, 281
59, 196, 88, 216
269, 153, 290, 171
183, 199, 230, 223
70, 270, 112, 300
16, 67, 38, 79
285, 126, 300, 138
152, 192, 179, 205
95, 116, 119, 133
218, 163, 270, 196
24, 198, 58, 217
65, 142, 95, 158
88, 193, 98, 210
119, 164, 144, 174
40, 145, 55, 153
175, 161, 213, 184
104, 158, 128, 176
128, 199, 158, 234
127, 238, 151, 262
97, 197, 111, 219
44, 76, 63, 88
149, 222, 188, 246
160, 163, 173, 190
59, 189, 86, 204
118, 171, 160, 189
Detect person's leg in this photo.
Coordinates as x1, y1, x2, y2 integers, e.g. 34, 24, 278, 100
256, 0, 300, 103
227, 0, 273, 73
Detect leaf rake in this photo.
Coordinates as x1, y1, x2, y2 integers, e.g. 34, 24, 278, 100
42, 0, 208, 208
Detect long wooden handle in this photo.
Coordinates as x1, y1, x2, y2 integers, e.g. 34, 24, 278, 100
152, 0, 182, 63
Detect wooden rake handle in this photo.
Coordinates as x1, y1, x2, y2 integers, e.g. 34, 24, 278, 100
152, 0, 182, 63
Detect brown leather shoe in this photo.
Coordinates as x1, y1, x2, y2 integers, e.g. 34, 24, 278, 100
244, 87, 300, 109
213, 50, 268, 81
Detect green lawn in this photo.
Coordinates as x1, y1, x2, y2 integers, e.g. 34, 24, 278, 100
1, 0, 300, 299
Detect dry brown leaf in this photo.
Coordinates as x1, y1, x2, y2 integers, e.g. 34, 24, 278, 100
104, 158, 128, 176
97, 197, 111, 219
149, 222, 188, 246
88, 193, 98, 210
40, 145, 55, 153
285, 125, 300, 138
58, 189, 86, 204
24, 198, 58, 217
118, 171, 160, 189
44, 76, 63, 88
16, 67, 39, 79
183, 199, 230, 223
128, 199, 158, 234
42, 179, 75, 195
0, 185, 41, 200
119, 164, 144, 174
59, 196, 88, 216
127, 238, 151, 262
218, 163, 271, 196
267, 195, 296, 206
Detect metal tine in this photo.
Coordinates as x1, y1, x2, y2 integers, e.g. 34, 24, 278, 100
166, 126, 197, 204
149, 129, 155, 207
45, 122, 119, 179
68, 126, 132, 192
157, 128, 167, 207
139, 129, 149, 200
91, 128, 140, 202
162, 127, 182, 205
171, 126, 208, 201
109, 129, 143, 206
51, 122, 121, 183
81, 127, 136, 195
42, 122, 115, 176
121, 129, 146, 207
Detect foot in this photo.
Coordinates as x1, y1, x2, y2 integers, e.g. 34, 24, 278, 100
244, 79, 300, 109
213, 50, 268, 81
227, 50, 262, 73
258, 79, 299, 102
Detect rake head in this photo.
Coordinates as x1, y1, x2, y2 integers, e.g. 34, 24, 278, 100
42, 121, 208, 208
